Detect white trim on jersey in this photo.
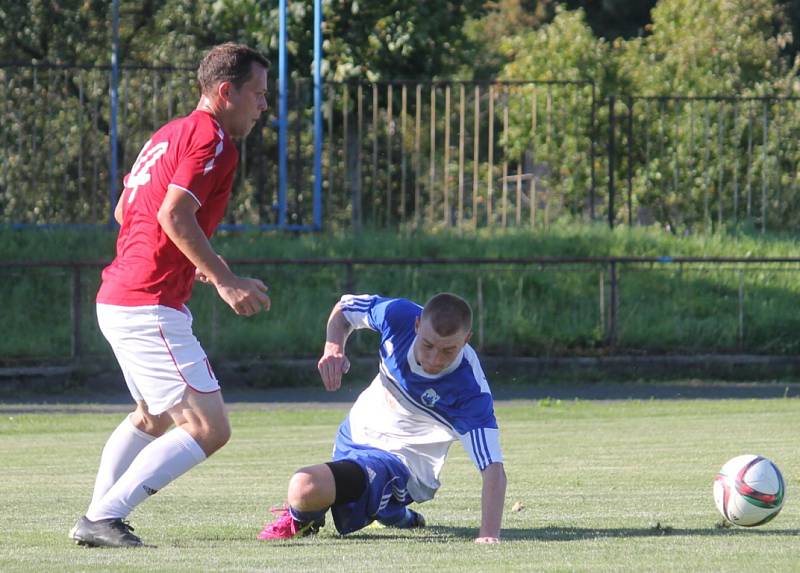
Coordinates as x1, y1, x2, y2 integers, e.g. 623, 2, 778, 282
463, 345, 491, 393
406, 336, 464, 379
379, 362, 456, 432
459, 427, 503, 471
202, 126, 226, 175
339, 294, 378, 330
168, 184, 202, 207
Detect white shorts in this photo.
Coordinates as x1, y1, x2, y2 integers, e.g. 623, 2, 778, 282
97, 303, 220, 415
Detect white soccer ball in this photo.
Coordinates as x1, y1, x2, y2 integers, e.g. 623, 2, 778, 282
713, 454, 785, 527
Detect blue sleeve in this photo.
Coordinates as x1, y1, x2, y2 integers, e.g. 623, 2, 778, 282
455, 392, 503, 471
447, 348, 498, 434
452, 391, 499, 434
339, 295, 421, 335
339, 294, 384, 331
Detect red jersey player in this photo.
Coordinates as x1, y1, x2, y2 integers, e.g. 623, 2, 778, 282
70, 43, 270, 548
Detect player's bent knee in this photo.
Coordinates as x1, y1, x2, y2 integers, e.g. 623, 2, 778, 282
211, 428, 231, 453
183, 418, 231, 456
204, 420, 232, 453
288, 465, 335, 508
288, 468, 320, 497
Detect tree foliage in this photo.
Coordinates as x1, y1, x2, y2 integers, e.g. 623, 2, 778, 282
0, 1, 485, 81
498, 0, 800, 232
3, 1, 800, 230
618, 0, 797, 95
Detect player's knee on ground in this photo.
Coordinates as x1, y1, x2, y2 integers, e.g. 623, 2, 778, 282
288, 465, 335, 509
288, 461, 366, 510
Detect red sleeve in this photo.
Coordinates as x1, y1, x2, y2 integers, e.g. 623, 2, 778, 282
170, 135, 231, 205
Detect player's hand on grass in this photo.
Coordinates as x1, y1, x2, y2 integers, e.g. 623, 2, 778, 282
216, 276, 270, 316
474, 537, 500, 544
318, 342, 350, 391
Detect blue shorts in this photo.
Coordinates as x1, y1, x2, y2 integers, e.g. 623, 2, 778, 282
330, 418, 414, 535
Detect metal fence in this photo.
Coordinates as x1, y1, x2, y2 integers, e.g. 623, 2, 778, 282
4, 256, 800, 365
322, 80, 596, 229
0, 64, 595, 229
0, 64, 295, 228
4, 63, 800, 233
605, 95, 800, 232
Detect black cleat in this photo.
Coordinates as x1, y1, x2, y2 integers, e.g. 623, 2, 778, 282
69, 516, 143, 548
376, 508, 426, 529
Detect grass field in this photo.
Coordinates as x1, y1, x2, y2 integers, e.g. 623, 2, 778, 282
1, 395, 799, 572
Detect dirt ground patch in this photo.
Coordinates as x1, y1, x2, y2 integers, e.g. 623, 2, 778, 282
1, 379, 799, 415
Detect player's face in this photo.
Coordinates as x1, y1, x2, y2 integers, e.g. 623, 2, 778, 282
225, 63, 268, 139
413, 316, 471, 375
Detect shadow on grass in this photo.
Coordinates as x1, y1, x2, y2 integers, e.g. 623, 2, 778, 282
308, 523, 800, 544
183, 523, 800, 546
419, 524, 800, 542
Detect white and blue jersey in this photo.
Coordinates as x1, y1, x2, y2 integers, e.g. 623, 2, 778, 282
335, 294, 503, 503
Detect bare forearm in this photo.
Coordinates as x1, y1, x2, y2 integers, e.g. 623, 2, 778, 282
479, 463, 507, 538
157, 208, 235, 287
318, 302, 354, 391
325, 303, 354, 349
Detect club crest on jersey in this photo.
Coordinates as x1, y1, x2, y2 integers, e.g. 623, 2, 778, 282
421, 388, 440, 408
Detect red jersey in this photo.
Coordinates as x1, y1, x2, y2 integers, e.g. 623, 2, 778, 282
97, 110, 239, 309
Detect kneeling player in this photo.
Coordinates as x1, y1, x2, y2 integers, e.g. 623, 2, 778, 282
258, 292, 507, 543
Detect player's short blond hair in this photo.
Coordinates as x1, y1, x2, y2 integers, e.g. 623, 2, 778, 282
421, 293, 472, 336
197, 42, 269, 95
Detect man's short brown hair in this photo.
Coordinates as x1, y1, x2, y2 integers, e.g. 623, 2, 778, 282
197, 42, 270, 95
421, 293, 473, 337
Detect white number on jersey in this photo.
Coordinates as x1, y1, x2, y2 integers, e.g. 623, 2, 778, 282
126, 140, 169, 203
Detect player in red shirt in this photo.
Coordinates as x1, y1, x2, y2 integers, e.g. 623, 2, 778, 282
70, 43, 270, 548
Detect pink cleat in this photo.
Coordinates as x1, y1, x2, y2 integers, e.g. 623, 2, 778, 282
257, 506, 324, 540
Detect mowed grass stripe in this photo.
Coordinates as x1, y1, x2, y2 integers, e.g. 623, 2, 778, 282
0, 398, 798, 572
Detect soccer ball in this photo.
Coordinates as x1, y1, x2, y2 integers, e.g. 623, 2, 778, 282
713, 454, 785, 527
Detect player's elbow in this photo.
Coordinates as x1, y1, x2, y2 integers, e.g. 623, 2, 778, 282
156, 203, 181, 234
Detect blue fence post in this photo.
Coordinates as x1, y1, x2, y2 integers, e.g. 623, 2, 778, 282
312, 0, 323, 231
108, 0, 120, 229
278, 0, 288, 228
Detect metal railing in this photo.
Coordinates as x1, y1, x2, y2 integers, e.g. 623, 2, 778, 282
0, 65, 594, 229
322, 80, 595, 230
0, 64, 292, 228
605, 95, 800, 232
4, 256, 800, 364
4, 63, 800, 233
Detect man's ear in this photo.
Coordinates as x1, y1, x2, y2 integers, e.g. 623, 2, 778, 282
217, 80, 233, 103
464, 330, 472, 345
414, 316, 420, 333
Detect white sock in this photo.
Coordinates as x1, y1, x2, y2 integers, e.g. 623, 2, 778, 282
86, 426, 207, 521
88, 414, 156, 512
